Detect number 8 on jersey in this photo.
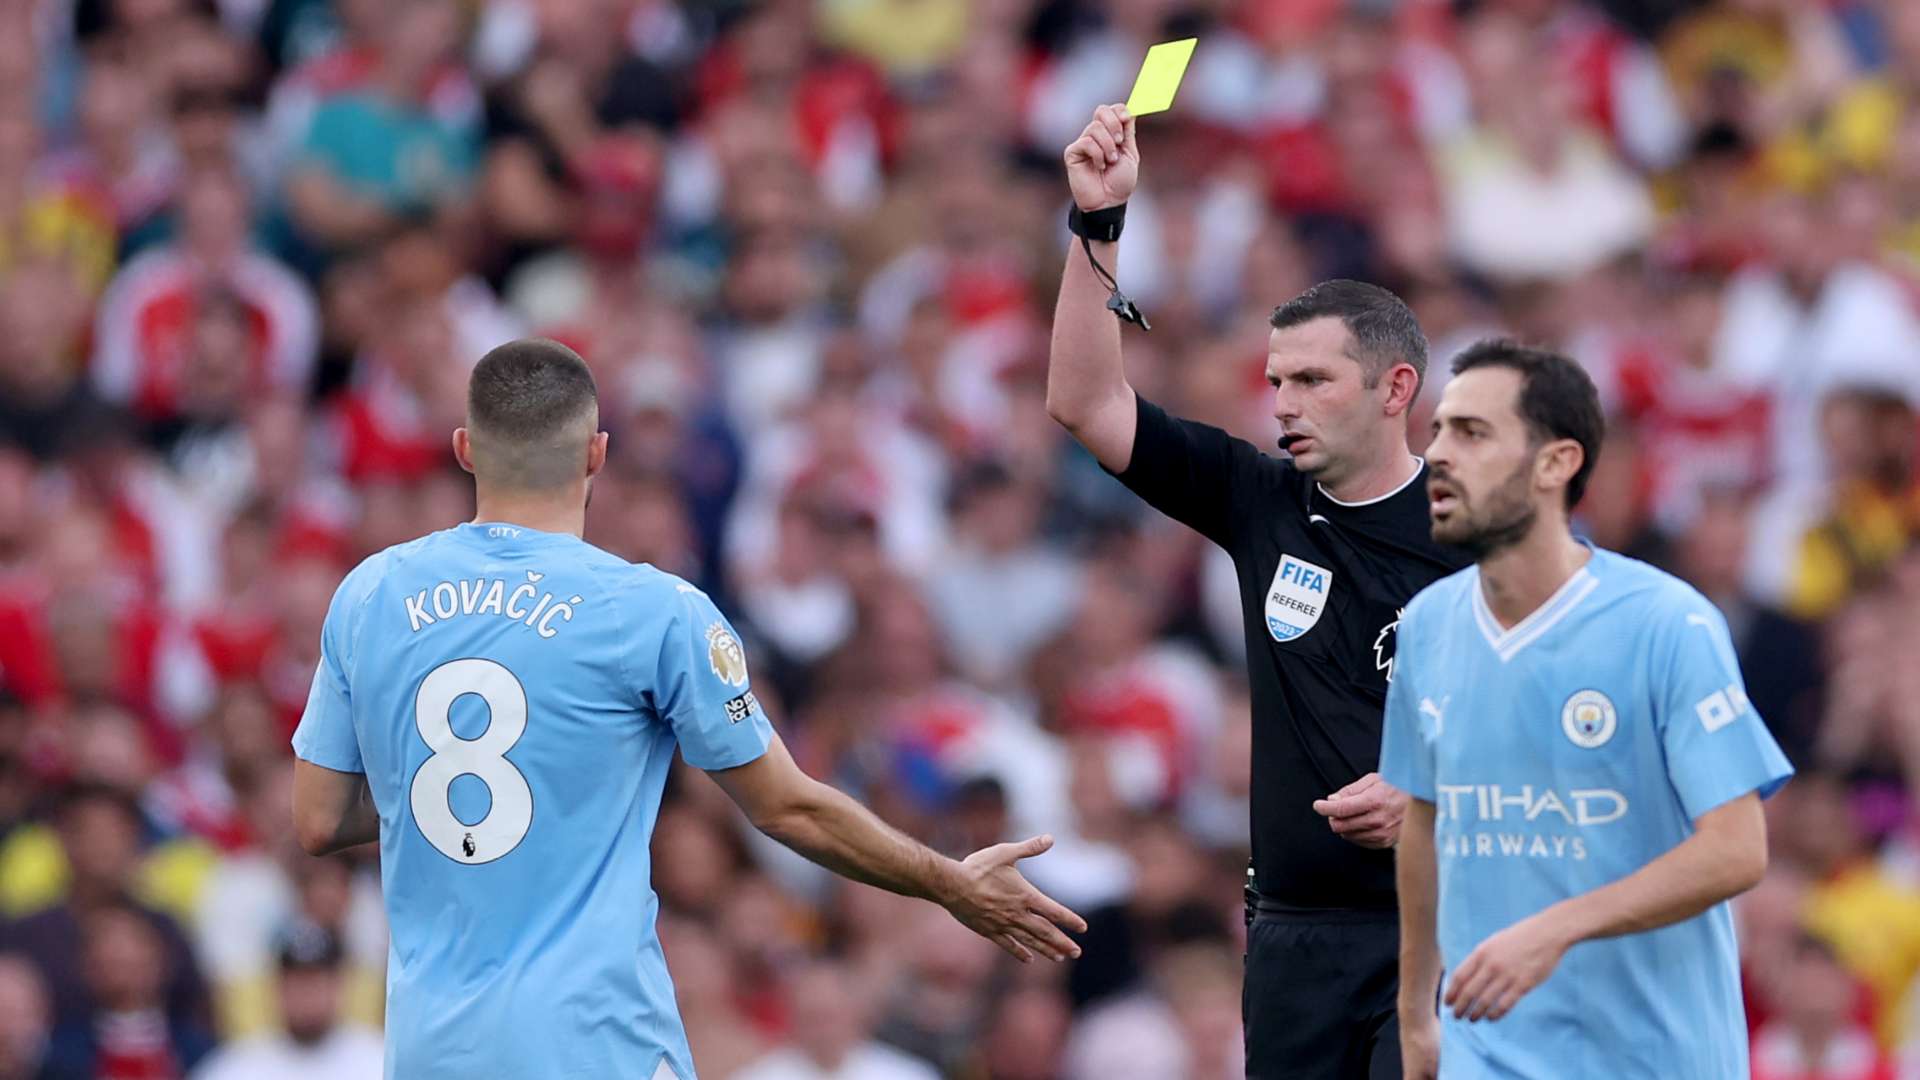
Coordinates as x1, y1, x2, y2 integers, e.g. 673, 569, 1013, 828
410, 658, 534, 863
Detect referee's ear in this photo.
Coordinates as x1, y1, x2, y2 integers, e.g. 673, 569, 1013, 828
1380, 361, 1422, 419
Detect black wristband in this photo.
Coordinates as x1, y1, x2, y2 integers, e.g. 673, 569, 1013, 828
1067, 203, 1126, 242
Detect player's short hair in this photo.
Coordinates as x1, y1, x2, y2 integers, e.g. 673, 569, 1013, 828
1270, 280, 1428, 391
466, 338, 599, 490
1451, 339, 1605, 510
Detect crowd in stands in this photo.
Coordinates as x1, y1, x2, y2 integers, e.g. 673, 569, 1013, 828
3, 0, 1920, 1077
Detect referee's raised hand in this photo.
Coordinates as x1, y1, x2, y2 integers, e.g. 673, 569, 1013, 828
1063, 104, 1138, 212
943, 835, 1089, 963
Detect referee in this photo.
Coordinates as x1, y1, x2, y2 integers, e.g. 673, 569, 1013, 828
1046, 104, 1471, 1080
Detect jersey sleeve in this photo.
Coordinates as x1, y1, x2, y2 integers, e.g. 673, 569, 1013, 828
652, 585, 774, 771
1378, 600, 1437, 802
1653, 598, 1794, 820
1109, 396, 1273, 550
291, 567, 370, 774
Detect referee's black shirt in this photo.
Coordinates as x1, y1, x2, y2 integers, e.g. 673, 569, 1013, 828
1113, 396, 1472, 910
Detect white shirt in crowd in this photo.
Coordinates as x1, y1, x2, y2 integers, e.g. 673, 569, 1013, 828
734, 1042, 940, 1080
191, 1026, 385, 1080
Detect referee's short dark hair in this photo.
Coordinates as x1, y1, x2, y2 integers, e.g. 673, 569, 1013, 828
1270, 280, 1428, 392
1451, 339, 1606, 511
466, 338, 600, 490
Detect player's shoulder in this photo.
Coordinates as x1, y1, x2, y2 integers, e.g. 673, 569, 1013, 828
330, 531, 445, 608
1589, 548, 1722, 627
587, 556, 714, 610
1401, 563, 1479, 625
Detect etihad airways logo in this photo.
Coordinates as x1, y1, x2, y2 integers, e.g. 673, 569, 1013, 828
1435, 784, 1628, 826
1437, 784, 1629, 863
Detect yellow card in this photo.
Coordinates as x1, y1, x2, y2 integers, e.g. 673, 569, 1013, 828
1125, 38, 1198, 116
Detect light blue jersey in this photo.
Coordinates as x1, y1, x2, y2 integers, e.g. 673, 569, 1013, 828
1380, 546, 1792, 1080
292, 522, 774, 1080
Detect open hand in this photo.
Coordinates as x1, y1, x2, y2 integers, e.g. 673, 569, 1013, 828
945, 835, 1089, 963
1311, 773, 1407, 849
1063, 104, 1139, 213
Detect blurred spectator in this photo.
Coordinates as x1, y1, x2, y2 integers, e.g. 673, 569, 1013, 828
8, 0, 1920, 1070
151, 684, 281, 854
0, 954, 52, 1080
90, 166, 318, 431
0, 785, 212, 1033
841, 578, 1069, 840
652, 803, 747, 918
1751, 931, 1894, 1080
157, 23, 260, 188
733, 487, 861, 669
0, 257, 100, 461
923, 459, 1083, 690
973, 978, 1073, 1080
1711, 192, 1920, 500
869, 905, 999, 1075
43, 900, 215, 1080
1671, 487, 1826, 764
709, 234, 837, 438
0, 99, 117, 299
280, 0, 478, 260
323, 289, 473, 484
665, 916, 769, 1079
477, 0, 676, 281
730, 367, 949, 583
1574, 420, 1674, 568
603, 369, 743, 592
1060, 943, 1245, 1080
1050, 564, 1226, 811
1610, 264, 1774, 530
816, 0, 968, 81
1066, 815, 1228, 1010
1436, 12, 1654, 281
587, 468, 704, 584
1780, 772, 1920, 1049
735, 959, 938, 1080
41, 56, 177, 241
1763, 385, 1919, 620
189, 921, 382, 1080
191, 759, 383, 1038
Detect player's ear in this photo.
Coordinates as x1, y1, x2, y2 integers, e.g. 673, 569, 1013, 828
1535, 438, 1584, 498
586, 431, 609, 479
452, 428, 476, 475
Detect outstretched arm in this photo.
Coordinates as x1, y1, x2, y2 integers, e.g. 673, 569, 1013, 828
709, 733, 1087, 963
1046, 103, 1141, 473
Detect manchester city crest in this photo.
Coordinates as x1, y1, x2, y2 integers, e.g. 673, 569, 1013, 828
1561, 689, 1617, 749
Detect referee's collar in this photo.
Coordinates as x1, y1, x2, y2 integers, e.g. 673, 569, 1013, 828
1314, 457, 1426, 509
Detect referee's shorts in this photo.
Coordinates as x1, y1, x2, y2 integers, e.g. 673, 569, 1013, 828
1244, 896, 1401, 1080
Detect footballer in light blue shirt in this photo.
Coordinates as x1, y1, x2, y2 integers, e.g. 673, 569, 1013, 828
289, 340, 1085, 1080
1379, 341, 1793, 1080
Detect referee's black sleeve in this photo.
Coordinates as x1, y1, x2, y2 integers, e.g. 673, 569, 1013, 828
1107, 395, 1270, 550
